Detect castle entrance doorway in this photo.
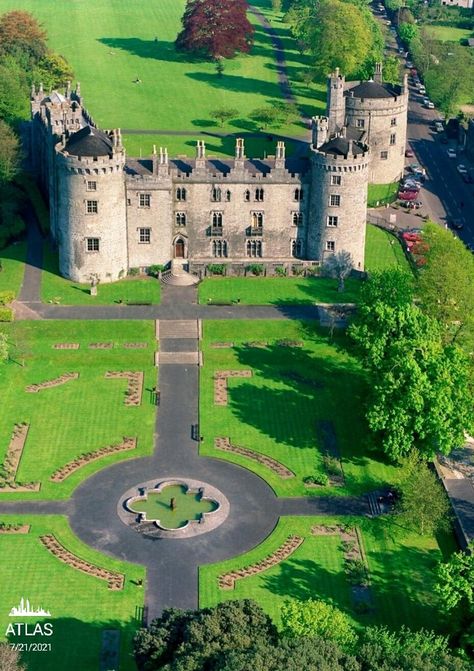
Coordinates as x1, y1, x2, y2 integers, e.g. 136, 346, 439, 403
174, 239, 185, 258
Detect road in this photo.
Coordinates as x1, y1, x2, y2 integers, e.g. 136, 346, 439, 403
373, 3, 474, 244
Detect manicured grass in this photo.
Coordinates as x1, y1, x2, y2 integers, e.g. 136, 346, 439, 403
365, 225, 410, 273
130, 484, 217, 528
0, 0, 318, 148
427, 25, 473, 43
198, 277, 362, 305
0, 242, 27, 298
41, 245, 160, 305
200, 320, 399, 497
0, 515, 145, 671
200, 516, 450, 632
0, 321, 156, 500
367, 182, 399, 207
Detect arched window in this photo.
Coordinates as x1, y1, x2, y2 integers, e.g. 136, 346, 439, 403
212, 212, 223, 227
291, 239, 303, 258
225, 190, 231, 202
255, 187, 264, 202
175, 212, 186, 227
244, 189, 250, 202
292, 212, 302, 226
176, 187, 187, 201
212, 240, 227, 257
294, 188, 303, 202
251, 212, 263, 228
211, 187, 221, 202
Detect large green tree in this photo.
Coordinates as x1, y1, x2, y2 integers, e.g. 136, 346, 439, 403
435, 544, 474, 612
0, 120, 20, 183
280, 599, 357, 648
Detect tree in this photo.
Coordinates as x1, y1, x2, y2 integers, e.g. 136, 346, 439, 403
383, 55, 401, 84
417, 223, 474, 350
210, 107, 239, 127
396, 451, 451, 536
323, 250, 353, 292
435, 544, 474, 612
350, 270, 474, 460
0, 121, 20, 184
35, 52, 74, 90
398, 22, 419, 44
134, 600, 278, 671
0, 10, 47, 62
176, 0, 254, 60
358, 625, 470, 671
250, 102, 297, 130
0, 643, 25, 671
280, 599, 357, 648
424, 45, 474, 122
0, 60, 30, 125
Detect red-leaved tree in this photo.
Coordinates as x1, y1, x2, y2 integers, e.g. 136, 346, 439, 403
176, 0, 254, 60
0, 10, 47, 62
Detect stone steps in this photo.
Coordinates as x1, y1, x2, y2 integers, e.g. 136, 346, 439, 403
158, 351, 200, 365
159, 320, 199, 339
160, 270, 199, 286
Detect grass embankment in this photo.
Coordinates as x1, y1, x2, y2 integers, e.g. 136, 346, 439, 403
0, 515, 145, 671
367, 183, 399, 207
365, 225, 410, 273
0, 242, 27, 298
41, 246, 160, 305
200, 320, 399, 497
0, 320, 156, 500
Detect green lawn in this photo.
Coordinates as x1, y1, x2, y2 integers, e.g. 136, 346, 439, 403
200, 516, 451, 632
365, 225, 410, 273
0, 321, 156, 500
0, 0, 319, 153
198, 277, 362, 305
41, 245, 160, 305
0, 242, 27, 298
426, 25, 473, 43
0, 515, 145, 671
200, 320, 399, 497
367, 182, 399, 207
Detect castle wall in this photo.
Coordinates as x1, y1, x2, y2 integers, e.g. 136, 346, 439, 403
55, 151, 128, 282
307, 148, 369, 270
345, 92, 407, 184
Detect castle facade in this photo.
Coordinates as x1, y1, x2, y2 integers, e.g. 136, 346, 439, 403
29, 67, 408, 283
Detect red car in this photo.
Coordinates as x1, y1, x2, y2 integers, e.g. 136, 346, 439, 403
398, 190, 418, 201
402, 232, 422, 242
405, 148, 414, 158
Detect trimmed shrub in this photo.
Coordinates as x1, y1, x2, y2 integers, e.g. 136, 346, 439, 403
0, 291, 15, 305
246, 263, 264, 276
128, 267, 140, 276
0, 307, 13, 321
207, 263, 227, 276
303, 472, 329, 486
274, 265, 287, 276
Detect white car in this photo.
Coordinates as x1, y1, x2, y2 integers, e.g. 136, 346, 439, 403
418, 86, 426, 94
406, 61, 413, 68
424, 101, 435, 109
447, 148, 457, 159
457, 164, 468, 175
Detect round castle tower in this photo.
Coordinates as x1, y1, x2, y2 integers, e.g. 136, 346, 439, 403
307, 116, 370, 270
55, 126, 128, 283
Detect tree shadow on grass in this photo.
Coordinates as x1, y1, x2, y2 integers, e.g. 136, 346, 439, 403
7, 616, 141, 671
186, 71, 284, 100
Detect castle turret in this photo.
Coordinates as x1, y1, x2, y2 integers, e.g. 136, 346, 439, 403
55, 125, 128, 283
312, 116, 329, 149
327, 68, 346, 134
307, 131, 369, 270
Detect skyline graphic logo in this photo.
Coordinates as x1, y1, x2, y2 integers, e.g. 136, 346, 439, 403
8, 598, 51, 618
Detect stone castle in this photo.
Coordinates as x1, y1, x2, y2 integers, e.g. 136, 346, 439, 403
29, 65, 408, 283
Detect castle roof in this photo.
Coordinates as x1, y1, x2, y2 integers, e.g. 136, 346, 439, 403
64, 125, 113, 157
345, 81, 400, 99
44, 91, 67, 105
125, 156, 310, 178
318, 136, 366, 157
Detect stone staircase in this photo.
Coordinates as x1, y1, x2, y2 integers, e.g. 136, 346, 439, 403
158, 320, 200, 339
160, 260, 200, 286
156, 319, 201, 365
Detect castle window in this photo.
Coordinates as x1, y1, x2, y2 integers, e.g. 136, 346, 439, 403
326, 240, 335, 252
292, 239, 303, 258
176, 187, 187, 201
380, 151, 388, 160
212, 240, 227, 258
86, 181, 97, 191
244, 189, 250, 202
86, 237, 99, 252
294, 188, 303, 202
251, 212, 263, 228
176, 212, 187, 227
211, 187, 221, 202
138, 228, 151, 244
255, 188, 264, 202
331, 175, 341, 186
327, 215, 338, 227
246, 240, 262, 257
212, 212, 223, 228
86, 200, 98, 214
292, 212, 303, 226
225, 190, 231, 202
356, 119, 365, 128
391, 117, 397, 127
139, 193, 151, 208
330, 194, 341, 207
390, 133, 396, 146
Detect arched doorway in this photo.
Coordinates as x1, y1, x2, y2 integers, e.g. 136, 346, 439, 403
174, 238, 185, 258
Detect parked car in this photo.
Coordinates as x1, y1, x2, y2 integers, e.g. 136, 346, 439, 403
434, 122, 443, 133
447, 148, 457, 159
448, 218, 464, 230
418, 86, 426, 94
402, 232, 422, 242
405, 148, 414, 158
424, 101, 435, 109
456, 164, 468, 175
406, 61, 413, 68
399, 190, 419, 201
401, 200, 423, 210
